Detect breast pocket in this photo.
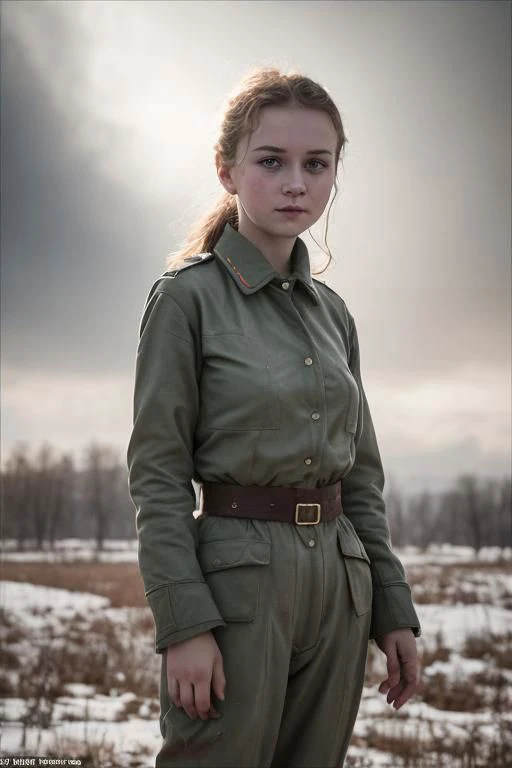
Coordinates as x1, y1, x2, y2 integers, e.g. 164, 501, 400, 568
323, 354, 360, 435
200, 334, 281, 430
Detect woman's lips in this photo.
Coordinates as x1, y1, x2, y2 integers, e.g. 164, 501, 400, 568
276, 208, 306, 216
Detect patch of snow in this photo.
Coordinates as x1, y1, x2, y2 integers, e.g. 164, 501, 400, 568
2, 539, 138, 552
63, 683, 97, 698
416, 603, 512, 650
1, 718, 160, 762
357, 693, 391, 718
398, 545, 512, 567
2, 551, 138, 563
1, 698, 28, 722
138, 701, 151, 718
1, 581, 110, 619
370, 715, 472, 744
476, 547, 512, 562
1, 538, 139, 563
2, 554, 511, 767
4, 540, 510, 565
402, 700, 497, 724
424, 656, 488, 678
346, 745, 395, 766
53, 695, 126, 723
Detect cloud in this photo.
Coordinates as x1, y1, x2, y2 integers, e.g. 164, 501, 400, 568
1, 0, 510, 481
1, 5, 184, 376
1, 366, 133, 467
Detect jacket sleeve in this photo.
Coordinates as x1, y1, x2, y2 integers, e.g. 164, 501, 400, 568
127, 283, 226, 652
342, 311, 421, 640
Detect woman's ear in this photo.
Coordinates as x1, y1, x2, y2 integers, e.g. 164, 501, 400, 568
216, 153, 237, 195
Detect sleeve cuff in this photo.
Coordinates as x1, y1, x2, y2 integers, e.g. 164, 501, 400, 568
370, 582, 421, 639
146, 580, 227, 653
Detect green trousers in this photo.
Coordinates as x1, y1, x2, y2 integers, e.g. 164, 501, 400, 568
156, 513, 372, 768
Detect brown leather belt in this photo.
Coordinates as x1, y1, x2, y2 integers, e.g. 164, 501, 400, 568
199, 481, 343, 525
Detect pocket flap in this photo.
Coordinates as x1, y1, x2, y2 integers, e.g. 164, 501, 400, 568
198, 538, 271, 574
337, 522, 371, 563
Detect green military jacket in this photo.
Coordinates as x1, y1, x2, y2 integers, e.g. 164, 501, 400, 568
127, 222, 421, 652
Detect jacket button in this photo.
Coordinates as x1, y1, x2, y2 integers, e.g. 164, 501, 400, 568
231, 501, 238, 509
308, 539, 316, 548
311, 412, 320, 421
281, 281, 290, 290
304, 357, 313, 366
304, 457, 312, 465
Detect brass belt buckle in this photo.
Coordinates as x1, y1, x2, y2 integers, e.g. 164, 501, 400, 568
295, 503, 321, 525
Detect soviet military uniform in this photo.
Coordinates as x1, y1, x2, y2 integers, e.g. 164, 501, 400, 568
127, 222, 420, 767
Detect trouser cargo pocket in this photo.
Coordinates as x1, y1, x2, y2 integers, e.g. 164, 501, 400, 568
197, 538, 271, 622
158, 701, 225, 763
336, 517, 373, 616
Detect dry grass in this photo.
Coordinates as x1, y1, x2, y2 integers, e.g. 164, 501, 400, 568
3, 551, 512, 767
407, 560, 512, 606
1, 611, 159, 704
421, 637, 451, 667
51, 733, 155, 768
2, 562, 147, 607
421, 672, 484, 712
463, 632, 512, 669
440, 559, 512, 572
351, 713, 512, 767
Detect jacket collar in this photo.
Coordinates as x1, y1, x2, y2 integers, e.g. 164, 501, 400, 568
213, 222, 320, 305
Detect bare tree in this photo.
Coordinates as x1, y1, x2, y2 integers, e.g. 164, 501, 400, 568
438, 487, 461, 546
497, 476, 512, 548
4, 436, 505, 551
458, 474, 482, 554
405, 488, 435, 550
2, 442, 33, 549
83, 442, 120, 551
30, 443, 57, 549
46, 454, 75, 548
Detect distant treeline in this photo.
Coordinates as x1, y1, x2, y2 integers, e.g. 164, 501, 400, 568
1, 441, 511, 552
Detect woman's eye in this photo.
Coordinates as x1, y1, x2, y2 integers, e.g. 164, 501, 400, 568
307, 159, 327, 171
258, 158, 327, 171
259, 158, 281, 169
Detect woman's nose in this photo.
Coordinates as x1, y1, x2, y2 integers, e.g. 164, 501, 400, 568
282, 169, 306, 195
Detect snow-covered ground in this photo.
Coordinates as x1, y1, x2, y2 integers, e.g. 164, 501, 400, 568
3, 539, 510, 564
1, 544, 511, 767
1, 539, 139, 563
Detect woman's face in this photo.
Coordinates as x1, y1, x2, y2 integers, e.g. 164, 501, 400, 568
217, 104, 338, 249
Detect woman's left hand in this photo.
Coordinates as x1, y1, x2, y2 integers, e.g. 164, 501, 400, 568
374, 628, 420, 710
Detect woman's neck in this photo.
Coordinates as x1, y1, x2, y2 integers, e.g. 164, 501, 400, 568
237, 221, 295, 276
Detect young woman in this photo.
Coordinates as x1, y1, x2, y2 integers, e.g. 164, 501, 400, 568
127, 67, 421, 768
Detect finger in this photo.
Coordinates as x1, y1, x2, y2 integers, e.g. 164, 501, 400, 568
393, 680, 416, 710
211, 654, 226, 702
194, 676, 212, 721
384, 642, 401, 691
386, 679, 406, 706
393, 661, 421, 710
168, 676, 181, 707
179, 681, 197, 720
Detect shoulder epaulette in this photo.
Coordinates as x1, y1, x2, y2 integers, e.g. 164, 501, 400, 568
161, 252, 214, 279
312, 278, 350, 315
312, 277, 338, 296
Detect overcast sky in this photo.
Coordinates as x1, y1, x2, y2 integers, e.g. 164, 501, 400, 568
1, 0, 510, 493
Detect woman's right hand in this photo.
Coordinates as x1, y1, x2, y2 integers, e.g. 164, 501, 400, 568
165, 630, 226, 721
